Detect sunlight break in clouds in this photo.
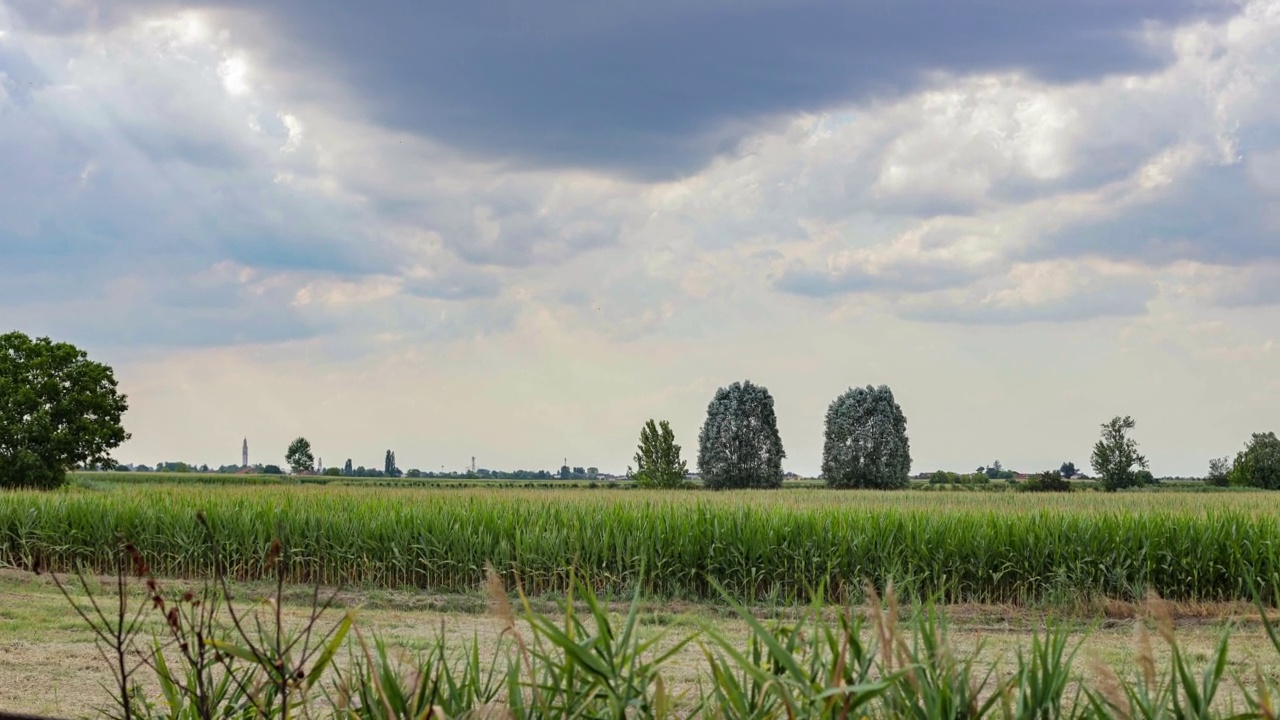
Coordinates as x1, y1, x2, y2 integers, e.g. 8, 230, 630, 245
0, 0, 1278, 477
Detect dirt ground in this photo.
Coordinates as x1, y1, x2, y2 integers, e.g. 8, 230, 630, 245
3, 569, 1280, 718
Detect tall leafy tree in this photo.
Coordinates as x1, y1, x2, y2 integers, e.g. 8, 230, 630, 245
0, 332, 130, 489
285, 437, 315, 475
1206, 456, 1231, 487
697, 380, 785, 489
1228, 432, 1280, 489
1059, 461, 1078, 479
822, 385, 911, 490
631, 419, 688, 489
1090, 416, 1148, 492
384, 449, 401, 477
343, 458, 354, 477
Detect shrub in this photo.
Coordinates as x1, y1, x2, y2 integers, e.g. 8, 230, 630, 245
927, 471, 988, 486
1019, 470, 1073, 493
929, 470, 961, 485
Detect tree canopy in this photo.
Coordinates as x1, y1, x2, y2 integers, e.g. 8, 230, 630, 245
1207, 456, 1231, 487
821, 385, 911, 489
0, 332, 130, 489
285, 437, 315, 475
1090, 416, 1148, 492
384, 449, 401, 478
632, 419, 688, 489
697, 380, 785, 489
1228, 432, 1280, 489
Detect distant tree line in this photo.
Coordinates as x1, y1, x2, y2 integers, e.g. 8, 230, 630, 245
323, 459, 588, 481
4, 331, 1280, 493
927, 471, 989, 485
106, 462, 285, 475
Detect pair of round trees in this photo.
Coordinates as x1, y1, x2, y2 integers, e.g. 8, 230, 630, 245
697, 381, 911, 489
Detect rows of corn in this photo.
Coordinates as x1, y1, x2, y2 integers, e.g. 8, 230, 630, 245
3, 484, 1279, 604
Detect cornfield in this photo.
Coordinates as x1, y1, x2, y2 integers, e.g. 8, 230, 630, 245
3, 484, 1280, 604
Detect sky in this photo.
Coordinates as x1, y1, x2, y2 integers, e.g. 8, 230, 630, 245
1, 0, 1278, 477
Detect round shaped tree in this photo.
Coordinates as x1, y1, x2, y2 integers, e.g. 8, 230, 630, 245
0, 331, 130, 489
286, 437, 316, 475
822, 385, 911, 489
1229, 431, 1280, 489
697, 380, 785, 489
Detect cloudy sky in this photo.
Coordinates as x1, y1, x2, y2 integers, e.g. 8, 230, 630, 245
2, 0, 1278, 476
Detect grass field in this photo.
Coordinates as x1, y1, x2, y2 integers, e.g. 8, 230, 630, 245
4, 482, 1279, 605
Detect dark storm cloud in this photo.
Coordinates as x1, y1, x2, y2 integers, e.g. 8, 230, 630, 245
7, 0, 1231, 178
1038, 162, 1280, 267
2, 0, 149, 34
0, 273, 322, 349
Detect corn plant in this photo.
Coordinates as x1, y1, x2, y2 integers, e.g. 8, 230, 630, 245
7, 485, 1280, 605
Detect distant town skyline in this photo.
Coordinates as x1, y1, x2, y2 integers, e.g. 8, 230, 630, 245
121, 438, 624, 477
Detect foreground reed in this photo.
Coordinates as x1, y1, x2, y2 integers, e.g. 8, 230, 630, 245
44, 529, 1280, 720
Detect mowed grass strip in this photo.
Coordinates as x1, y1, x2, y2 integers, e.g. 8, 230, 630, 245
2, 485, 1279, 604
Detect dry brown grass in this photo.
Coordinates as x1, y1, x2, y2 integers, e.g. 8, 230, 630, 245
3, 569, 1280, 718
